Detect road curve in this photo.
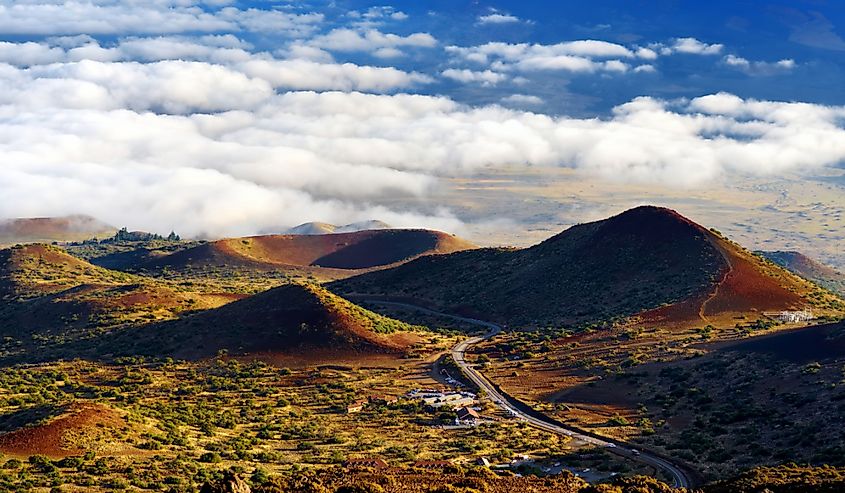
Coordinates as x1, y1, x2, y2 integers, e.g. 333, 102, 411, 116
366, 300, 696, 489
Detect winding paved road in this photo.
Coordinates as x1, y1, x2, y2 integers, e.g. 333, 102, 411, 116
368, 300, 696, 489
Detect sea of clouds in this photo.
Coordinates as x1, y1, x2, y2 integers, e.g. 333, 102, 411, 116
0, 1, 843, 237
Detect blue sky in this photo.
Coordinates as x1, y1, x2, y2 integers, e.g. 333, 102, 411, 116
0, 0, 843, 263
219, 0, 845, 114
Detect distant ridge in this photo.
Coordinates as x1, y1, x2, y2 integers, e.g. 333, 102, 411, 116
0, 215, 115, 245
757, 250, 845, 297
283, 220, 392, 236
134, 229, 476, 279
333, 206, 844, 327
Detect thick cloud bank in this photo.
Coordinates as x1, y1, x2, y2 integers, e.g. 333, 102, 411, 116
0, 2, 841, 237
3, 57, 844, 237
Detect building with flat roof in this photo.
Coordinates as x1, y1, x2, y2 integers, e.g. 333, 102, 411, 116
346, 400, 367, 414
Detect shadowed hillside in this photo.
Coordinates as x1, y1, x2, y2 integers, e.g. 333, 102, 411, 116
105, 282, 430, 360
333, 206, 843, 327
540, 321, 845, 480
0, 244, 241, 362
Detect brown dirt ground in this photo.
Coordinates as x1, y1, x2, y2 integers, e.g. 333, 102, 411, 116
0, 402, 133, 458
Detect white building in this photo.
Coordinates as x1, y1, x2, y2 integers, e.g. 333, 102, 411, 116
775, 310, 814, 323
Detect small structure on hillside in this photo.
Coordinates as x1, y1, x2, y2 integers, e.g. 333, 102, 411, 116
344, 458, 389, 470
346, 400, 367, 414
774, 310, 814, 323
369, 394, 399, 405
455, 407, 480, 425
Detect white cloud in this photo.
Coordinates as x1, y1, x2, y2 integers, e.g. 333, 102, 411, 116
635, 47, 658, 60
307, 28, 437, 57
500, 94, 544, 106
0, 39, 431, 94
442, 69, 508, 86
0, 1, 323, 36
347, 6, 409, 27
107, 37, 254, 63
448, 40, 635, 64
602, 60, 629, 73
659, 37, 724, 55
478, 13, 521, 24
237, 59, 432, 92
0, 3, 836, 239
46, 34, 98, 49
446, 41, 637, 75
0, 37, 258, 66
16, 60, 274, 113
553, 40, 633, 58
372, 47, 404, 59
0, 41, 66, 66
724, 54, 797, 75
445, 36, 760, 81
688, 92, 745, 114
0, 92, 464, 236
4, 61, 845, 237
284, 43, 334, 62
218, 7, 323, 36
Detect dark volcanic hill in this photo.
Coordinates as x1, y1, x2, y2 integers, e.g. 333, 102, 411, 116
333, 206, 843, 327
107, 282, 427, 360
757, 250, 845, 297
0, 244, 237, 361
133, 229, 476, 279
0, 245, 428, 362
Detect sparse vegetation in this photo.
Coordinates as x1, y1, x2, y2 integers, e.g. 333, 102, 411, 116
1, 207, 844, 492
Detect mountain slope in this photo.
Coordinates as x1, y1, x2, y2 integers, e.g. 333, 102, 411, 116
333, 206, 843, 327
757, 250, 845, 297
0, 244, 132, 300
137, 229, 476, 278
108, 282, 428, 360
0, 402, 138, 459
0, 244, 241, 361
